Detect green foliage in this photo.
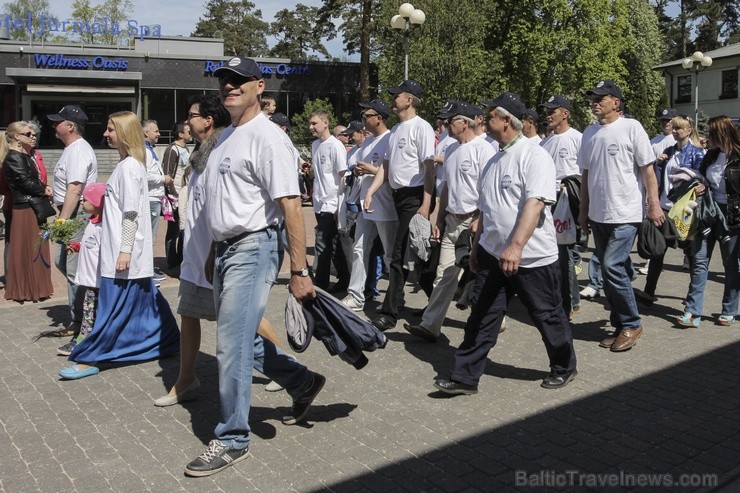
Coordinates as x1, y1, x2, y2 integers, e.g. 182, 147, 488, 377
2, 0, 51, 41
67, 0, 133, 45
289, 99, 339, 148
192, 0, 269, 57
269, 4, 333, 60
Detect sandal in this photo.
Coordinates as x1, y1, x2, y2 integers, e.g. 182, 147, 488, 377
676, 312, 701, 328
716, 315, 736, 327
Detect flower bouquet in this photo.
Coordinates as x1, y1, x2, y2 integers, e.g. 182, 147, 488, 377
37, 217, 86, 250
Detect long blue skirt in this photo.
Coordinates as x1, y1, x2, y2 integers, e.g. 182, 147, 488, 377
69, 277, 180, 364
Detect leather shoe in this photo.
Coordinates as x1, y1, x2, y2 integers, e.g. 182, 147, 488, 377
610, 326, 643, 352
372, 314, 396, 332
153, 377, 201, 407
434, 378, 478, 395
402, 323, 437, 342
599, 334, 616, 348
541, 369, 578, 389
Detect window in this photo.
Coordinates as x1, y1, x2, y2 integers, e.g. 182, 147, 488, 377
720, 69, 738, 99
676, 75, 692, 104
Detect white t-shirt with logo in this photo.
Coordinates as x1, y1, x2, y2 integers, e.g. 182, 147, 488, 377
52, 138, 98, 207
180, 169, 212, 288
385, 115, 435, 190
578, 117, 654, 224
478, 137, 558, 267
443, 137, 496, 215
358, 132, 397, 222
435, 133, 456, 193
539, 127, 583, 187
311, 135, 347, 214
74, 220, 102, 288
204, 113, 300, 242
101, 156, 153, 279
651, 133, 676, 158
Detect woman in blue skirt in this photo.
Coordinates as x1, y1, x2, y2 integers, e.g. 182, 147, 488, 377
59, 111, 180, 380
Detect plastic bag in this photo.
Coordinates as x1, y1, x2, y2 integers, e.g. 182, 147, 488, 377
553, 189, 576, 245
667, 188, 698, 241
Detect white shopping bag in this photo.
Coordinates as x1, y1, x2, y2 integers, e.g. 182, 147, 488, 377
553, 189, 576, 245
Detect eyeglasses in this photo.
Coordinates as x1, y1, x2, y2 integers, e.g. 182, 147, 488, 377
187, 112, 202, 120
362, 112, 380, 119
217, 73, 258, 87
21, 131, 37, 138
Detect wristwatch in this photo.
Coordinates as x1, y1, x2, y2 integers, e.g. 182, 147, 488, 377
291, 267, 310, 277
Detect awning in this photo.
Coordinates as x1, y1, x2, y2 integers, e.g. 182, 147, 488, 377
25, 84, 135, 94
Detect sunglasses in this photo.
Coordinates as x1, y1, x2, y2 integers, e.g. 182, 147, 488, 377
21, 131, 37, 138
362, 112, 380, 119
218, 73, 259, 87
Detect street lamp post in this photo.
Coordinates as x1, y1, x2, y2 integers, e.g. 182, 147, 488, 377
390, 3, 426, 80
681, 51, 713, 125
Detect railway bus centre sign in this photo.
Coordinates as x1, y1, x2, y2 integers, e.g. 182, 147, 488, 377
2, 12, 161, 40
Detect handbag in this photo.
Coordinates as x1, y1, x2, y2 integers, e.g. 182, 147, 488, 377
27, 196, 56, 225
667, 188, 698, 241
553, 189, 576, 245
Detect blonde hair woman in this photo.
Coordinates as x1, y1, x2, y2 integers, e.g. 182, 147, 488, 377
1, 122, 53, 302
60, 111, 180, 380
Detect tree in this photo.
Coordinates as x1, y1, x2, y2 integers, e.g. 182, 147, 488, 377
2, 0, 52, 41
269, 4, 333, 60
65, 0, 133, 45
192, 0, 269, 57
290, 98, 339, 147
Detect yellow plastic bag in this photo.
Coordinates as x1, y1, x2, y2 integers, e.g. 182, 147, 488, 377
667, 188, 698, 241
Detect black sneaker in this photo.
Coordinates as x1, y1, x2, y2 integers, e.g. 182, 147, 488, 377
57, 338, 77, 356
184, 440, 250, 477
282, 373, 326, 425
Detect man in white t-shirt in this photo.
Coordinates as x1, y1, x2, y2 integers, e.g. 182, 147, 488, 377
522, 108, 542, 144
185, 56, 323, 478
650, 107, 678, 156
309, 111, 350, 291
539, 95, 583, 318
364, 79, 435, 331
577, 80, 665, 352
47, 105, 98, 336
434, 92, 577, 396
404, 101, 496, 342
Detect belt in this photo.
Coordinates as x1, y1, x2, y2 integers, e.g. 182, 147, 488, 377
219, 225, 277, 246
449, 211, 477, 220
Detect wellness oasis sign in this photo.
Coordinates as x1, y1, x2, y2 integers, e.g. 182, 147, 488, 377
3, 12, 161, 40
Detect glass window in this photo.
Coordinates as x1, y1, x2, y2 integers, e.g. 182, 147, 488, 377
720, 70, 738, 100
142, 89, 175, 140
676, 75, 692, 104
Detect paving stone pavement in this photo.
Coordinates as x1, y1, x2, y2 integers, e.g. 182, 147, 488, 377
1, 216, 739, 492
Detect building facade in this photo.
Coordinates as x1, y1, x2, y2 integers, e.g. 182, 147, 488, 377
0, 36, 369, 147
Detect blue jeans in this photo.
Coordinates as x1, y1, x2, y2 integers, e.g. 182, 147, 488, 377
587, 248, 634, 291
591, 222, 641, 330
55, 213, 85, 325
149, 200, 162, 242
684, 222, 739, 317
212, 228, 313, 449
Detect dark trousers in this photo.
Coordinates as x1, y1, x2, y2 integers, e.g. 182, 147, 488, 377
381, 186, 423, 318
450, 248, 577, 386
557, 244, 580, 314
314, 212, 350, 289
165, 208, 182, 269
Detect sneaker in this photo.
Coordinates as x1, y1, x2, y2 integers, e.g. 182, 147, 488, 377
153, 269, 167, 282
716, 315, 736, 327
580, 286, 600, 299
341, 295, 364, 312
676, 312, 701, 328
637, 260, 650, 275
282, 372, 326, 425
57, 338, 77, 356
264, 380, 284, 392
184, 440, 250, 477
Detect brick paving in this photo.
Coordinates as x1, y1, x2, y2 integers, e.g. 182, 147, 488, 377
1, 207, 739, 492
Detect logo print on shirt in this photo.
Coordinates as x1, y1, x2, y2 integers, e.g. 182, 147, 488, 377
193, 184, 203, 202
501, 175, 512, 189
397, 138, 407, 149
105, 184, 112, 196
219, 158, 231, 174
558, 148, 569, 158
607, 144, 619, 156
460, 159, 472, 172
371, 152, 380, 164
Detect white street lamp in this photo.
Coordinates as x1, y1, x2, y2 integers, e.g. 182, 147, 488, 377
390, 3, 426, 80
681, 50, 713, 124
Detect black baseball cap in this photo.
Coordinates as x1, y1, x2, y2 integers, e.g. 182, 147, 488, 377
47, 105, 88, 125
586, 80, 624, 100
359, 99, 390, 119
481, 92, 527, 120
658, 108, 678, 121
213, 56, 262, 79
522, 108, 539, 122
541, 95, 573, 111
341, 120, 364, 135
438, 101, 479, 120
387, 79, 424, 99
270, 112, 291, 128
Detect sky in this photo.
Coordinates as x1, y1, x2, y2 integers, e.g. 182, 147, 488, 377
49, 0, 351, 59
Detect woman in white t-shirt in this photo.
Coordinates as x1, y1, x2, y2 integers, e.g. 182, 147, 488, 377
59, 111, 180, 380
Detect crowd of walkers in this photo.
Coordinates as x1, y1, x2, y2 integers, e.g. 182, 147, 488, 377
0, 56, 737, 478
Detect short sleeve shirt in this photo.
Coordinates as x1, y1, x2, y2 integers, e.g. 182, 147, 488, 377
180, 169, 213, 288
311, 135, 347, 214
358, 131, 398, 222
539, 127, 582, 187
385, 115, 435, 189
204, 113, 300, 242
52, 138, 98, 206
74, 220, 102, 288
478, 136, 558, 267
443, 137, 496, 215
578, 117, 654, 224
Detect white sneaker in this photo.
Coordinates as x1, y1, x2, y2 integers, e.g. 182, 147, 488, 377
264, 380, 284, 392
341, 296, 364, 312
580, 286, 600, 299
